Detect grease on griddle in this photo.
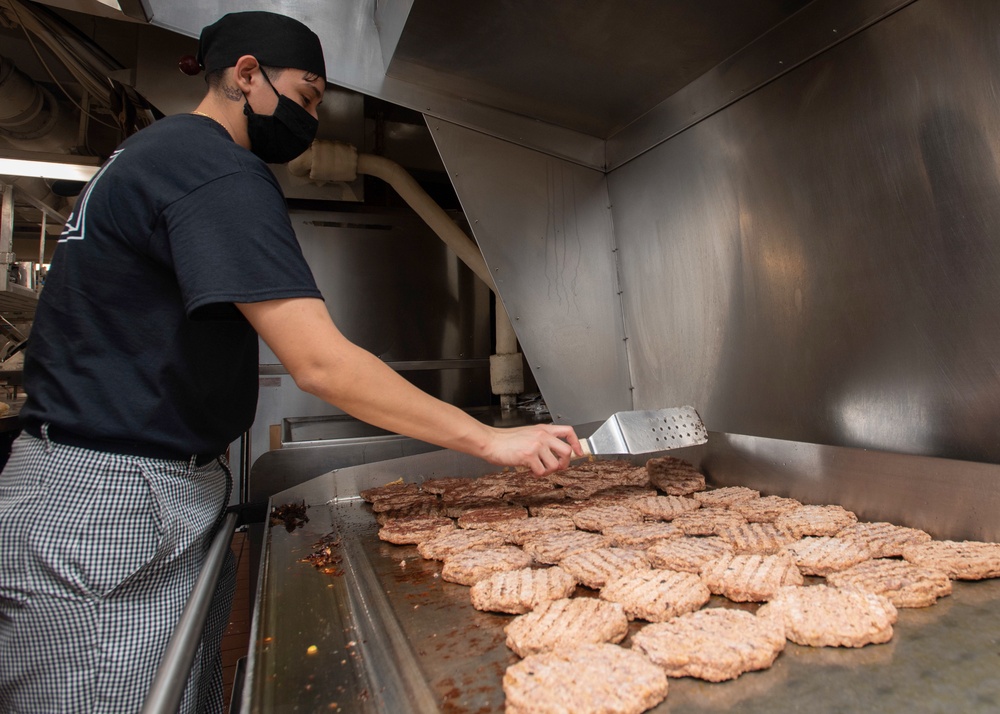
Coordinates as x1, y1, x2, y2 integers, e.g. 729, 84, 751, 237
270, 501, 309, 531
302, 531, 345, 576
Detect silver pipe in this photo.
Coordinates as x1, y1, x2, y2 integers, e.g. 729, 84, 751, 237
0, 185, 14, 287
140, 511, 239, 714
289, 142, 527, 407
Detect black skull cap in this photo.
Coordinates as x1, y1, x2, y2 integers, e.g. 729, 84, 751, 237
196, 10, 326, 78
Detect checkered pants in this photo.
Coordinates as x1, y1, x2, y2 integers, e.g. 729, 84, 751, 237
0, 431, 237, 713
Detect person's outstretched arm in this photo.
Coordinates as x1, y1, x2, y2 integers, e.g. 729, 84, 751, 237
237, 297, 581, 475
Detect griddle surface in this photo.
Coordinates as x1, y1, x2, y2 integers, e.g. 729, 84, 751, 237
248, 499, 1000, 713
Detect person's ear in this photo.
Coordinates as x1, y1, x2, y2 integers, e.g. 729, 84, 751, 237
232, 55, 261, 94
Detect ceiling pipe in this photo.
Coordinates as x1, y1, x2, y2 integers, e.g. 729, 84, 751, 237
0, 54, 84, 225
0, 55, 59, 141
289, 140, 524, 410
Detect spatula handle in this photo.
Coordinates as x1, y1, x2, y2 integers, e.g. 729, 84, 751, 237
570, 438, 593, 462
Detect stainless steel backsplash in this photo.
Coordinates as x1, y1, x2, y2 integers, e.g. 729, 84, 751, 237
435, 0, 1000, 466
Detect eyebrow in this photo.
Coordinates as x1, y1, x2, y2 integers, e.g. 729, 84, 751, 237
302, 80, 324, 102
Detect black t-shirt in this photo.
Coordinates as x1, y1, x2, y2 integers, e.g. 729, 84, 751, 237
21, 114, 322, 457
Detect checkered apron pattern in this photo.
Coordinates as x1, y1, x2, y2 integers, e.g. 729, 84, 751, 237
0, 430, 237, 713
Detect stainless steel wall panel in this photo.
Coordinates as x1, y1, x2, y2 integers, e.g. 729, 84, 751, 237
610, 0, 1000, 464
606, 0, 916, 170
428, 119, 632, 425
698, 433, 1000, 543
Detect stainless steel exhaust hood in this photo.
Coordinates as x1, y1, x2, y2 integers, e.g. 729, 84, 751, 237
135, 0, 833, 168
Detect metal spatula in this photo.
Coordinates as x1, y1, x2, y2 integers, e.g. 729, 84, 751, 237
578, 406, 708, 457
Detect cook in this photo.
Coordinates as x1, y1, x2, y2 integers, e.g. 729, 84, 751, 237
0, 10, 580, 713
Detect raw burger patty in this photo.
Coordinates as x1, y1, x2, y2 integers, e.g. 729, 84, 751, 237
902, 540, 1000, 580
470, 566, 578, 614
700, 553, 804, 602
441, 545, 533, 586
504, 597, 629, 657
757, 584, 897, 647
632, 608, 786, 682
377, 515, 455, 545
503, 643, 668, 714
827, 558, 952, 608
416, 528, 506, 560
775, 505, 857, 537
645, 456, 706, 496
782, 536, 873, 576
559, 547, 650, 589
836, 521, 932, 558
646, 536, 734, 573
600, 568, 710, 622
523, 531, 609, 565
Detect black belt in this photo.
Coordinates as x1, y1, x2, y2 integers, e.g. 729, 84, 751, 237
22, 421, 220, 466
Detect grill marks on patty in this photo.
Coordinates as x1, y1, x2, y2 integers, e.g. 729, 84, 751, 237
504, 597, 629, 657
902, 540, 1000, 580
782, 536, 874, 576
700, 553, 804, 602
632, 608, 786, 682
645, 455, 707, 496
455, 504, 528, 530
377, 515, 455, 545
470, 566, 578, 614
572, 504, 645, 532
692, 485, 760, 508
757, 585, 898, 647
827, 558, 952, 608
672, 508, 747, 536
731, 495, 803, 523
602, 521, 682, 549
776, 505, 858, 537
496, 516, 577, 545
558, 547, 651, 589
646, 536, 735, 573
634, 494, 702, 521
716, 522, 798, 555
836, 521, 932, 558
523, 530, 610, 565
359, 456, 1000, 709
600, 568, 710, 622
417, 528, 506, 560
503, 644, 669, 714
441, 546, 534, 586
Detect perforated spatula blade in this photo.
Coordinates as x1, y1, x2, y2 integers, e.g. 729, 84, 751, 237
579, 406, 707, 457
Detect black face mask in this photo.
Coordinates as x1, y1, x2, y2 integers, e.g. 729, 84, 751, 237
243, 70, 318, 164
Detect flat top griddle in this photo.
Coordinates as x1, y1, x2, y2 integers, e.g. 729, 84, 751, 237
246, 496, 1000, 714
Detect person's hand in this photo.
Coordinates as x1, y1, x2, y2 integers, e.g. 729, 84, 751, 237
482, 424, 583, 476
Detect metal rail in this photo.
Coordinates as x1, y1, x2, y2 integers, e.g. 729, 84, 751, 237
140, 511, 240, 714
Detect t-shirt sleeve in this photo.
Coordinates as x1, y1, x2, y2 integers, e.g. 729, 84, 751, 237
161, 170, 322, 316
